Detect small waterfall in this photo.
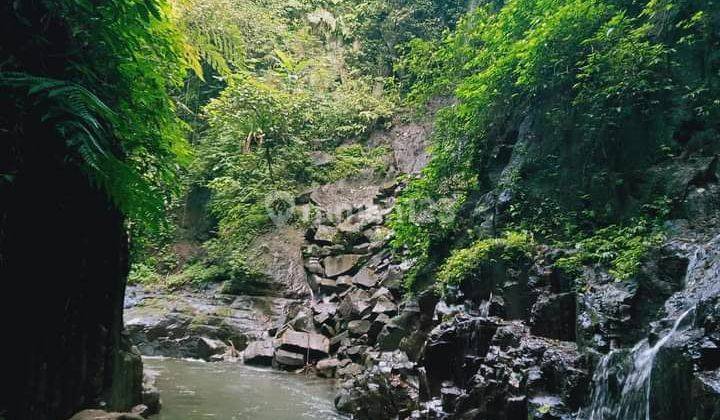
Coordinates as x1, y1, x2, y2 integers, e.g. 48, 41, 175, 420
479, 292, 493, 317
582, 235, 720, 420
584, 306, 695, 420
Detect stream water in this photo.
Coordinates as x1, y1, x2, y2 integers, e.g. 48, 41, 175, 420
144, 357, 347, 420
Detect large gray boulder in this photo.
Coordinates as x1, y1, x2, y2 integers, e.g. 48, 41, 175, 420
243, 340, 275, 366
353, 266, 379, 288
324, 254, 363, 277
277, 330, 330, 359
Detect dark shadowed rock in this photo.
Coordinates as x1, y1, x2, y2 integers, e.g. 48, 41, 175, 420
530, 292, 576, 341
274, 349, 305, 368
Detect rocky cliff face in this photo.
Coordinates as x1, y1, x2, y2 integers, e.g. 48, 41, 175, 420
122, 110, 720, 420
0, 147, 142, 419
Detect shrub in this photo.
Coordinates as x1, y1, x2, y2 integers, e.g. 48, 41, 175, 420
436, 231, 535, 289
555, 219, 665, 280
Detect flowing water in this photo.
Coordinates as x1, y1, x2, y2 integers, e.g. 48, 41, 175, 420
144, 357, 347, 420
584, 307, 695, 420
583, 234, 720, 420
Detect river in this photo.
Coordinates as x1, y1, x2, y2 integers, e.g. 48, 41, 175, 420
144, 357, 347, 420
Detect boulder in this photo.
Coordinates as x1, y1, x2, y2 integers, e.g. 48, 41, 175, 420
324, 254, 363, 278
335, 369, 419, 419
316, 358, 341, 378
312, 301, 338, 316
130, 405, 151, 418
530, 292, 576, 341
140, 371, 161, 417
337, 205, 384, 234
372, 296, 398, 314
69, 410, 144, 420
243, 340, 275, 366
336, 275, 354, 289
314, 225, 338, 244
318, 278, 338, 294
336, 362, 365, 379
304, 258, 325, 275
353, 266, 379, 288
274, 349, 306, 368
277, 330, 330, 359
337, 290, 371, 320
369, 313, 391, 343
197, 337, 227, 360
348, 319, 372, 337
377, 321, 407, 351
345, 345, 369, 363
330, 330, 349, 352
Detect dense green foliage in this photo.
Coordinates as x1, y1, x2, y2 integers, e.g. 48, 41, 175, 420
130, 0, 417, 286
436, 231, 535, 290
392, 0, 720, 287
1, 0, 193, 230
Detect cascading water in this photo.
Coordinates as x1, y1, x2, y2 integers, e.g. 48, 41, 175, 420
584, 307, 695, 420
582, 233, 720, 420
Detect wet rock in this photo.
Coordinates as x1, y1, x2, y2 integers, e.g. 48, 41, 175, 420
337, 362, 364, 379
440, 383, 464, 413
274, 349, 306, 368
324, 254, 363, 278
530, 292, 576, 341
197, 337, 227, 359
528, 395, 565, 420
141, 372, 161, 417
423, 316, 500, 392
124, 287, 287, 359
506, 395, 528, 419
242, 340, 275, 366
692, 371, 720, 420
336, 369, 419, 419
69, 410, 144, 420
130, 404, 151, 418
370, 350, 416, 375
316, 358, 341, 378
